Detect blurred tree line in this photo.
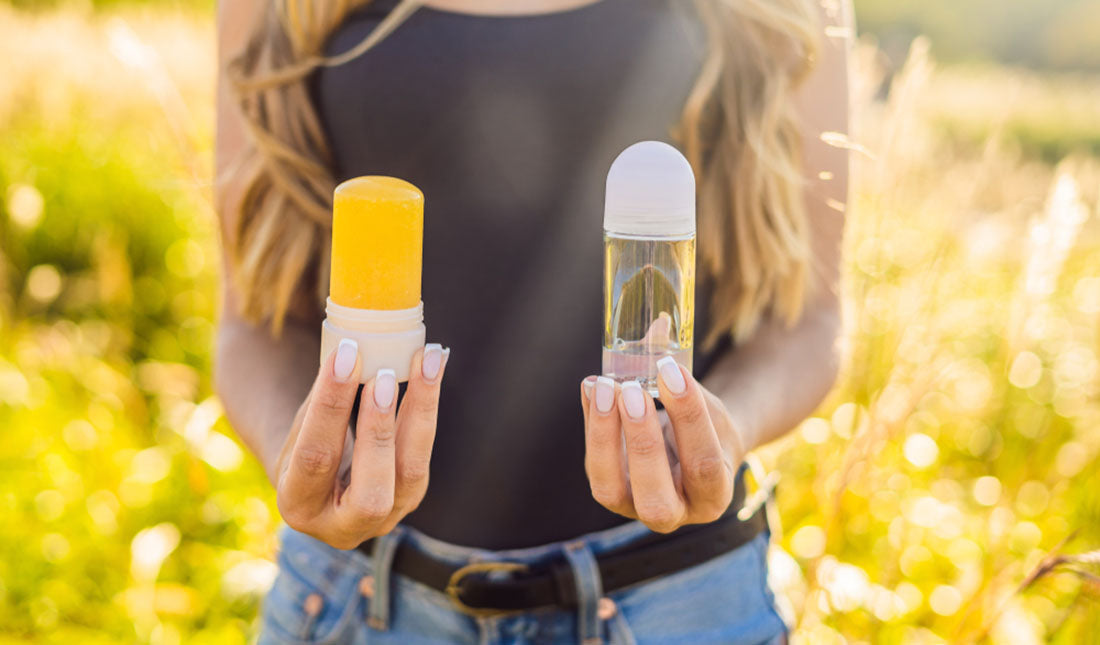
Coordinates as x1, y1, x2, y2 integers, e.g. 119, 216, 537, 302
7, 0, 213, 13
6, 0, 1100, 71
858, 0, 1100, 72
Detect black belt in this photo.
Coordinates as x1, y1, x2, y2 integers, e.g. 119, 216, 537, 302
357, 469, 767, 616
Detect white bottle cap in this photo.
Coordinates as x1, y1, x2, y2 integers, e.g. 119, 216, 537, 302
604, 141, 696, 237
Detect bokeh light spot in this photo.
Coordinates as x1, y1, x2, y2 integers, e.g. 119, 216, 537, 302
131, 522, 181, 582
946, 537, 983, 564
1055, 441, 1089, 478
201, 431, 244, 472
895, 581, 923, 613
127, 446, 171, 485
973, 476, 1002, 506
26, 265, 63, 303
929, 585, 962, 616
870, 490, 900, 523
951, 361, 993, 412
899, 545, 933, 578
1014, 481, 1049, 518
0, 364, 30, 405
1072, 276, 1100, 314
791, 525, 827, 559
7, 183, 45, 228
903, 433, 938, 468
831, 403, 858, 440
62, 419, 98, 451
817, 557, 870, 613
165, 238, 206, 278
222, 559, 278, 598
86, 490, 120, 536
34, 490, 65, 522
1008, 351, 1043, 389
800, 417, 831, 444
40, 533, 71, 563
1009, 521, 1042, 554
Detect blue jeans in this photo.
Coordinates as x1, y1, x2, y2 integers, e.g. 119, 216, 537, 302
258, 519, 788, 644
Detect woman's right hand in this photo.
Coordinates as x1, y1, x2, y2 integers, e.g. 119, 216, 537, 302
273, 340, 450, 549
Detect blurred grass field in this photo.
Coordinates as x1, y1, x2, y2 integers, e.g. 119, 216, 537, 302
1, 5, 1099, 644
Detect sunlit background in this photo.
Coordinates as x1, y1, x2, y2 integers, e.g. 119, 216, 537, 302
1, 0, 1098, 642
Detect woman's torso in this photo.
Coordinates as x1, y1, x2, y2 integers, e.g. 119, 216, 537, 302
312, 0, 731, 549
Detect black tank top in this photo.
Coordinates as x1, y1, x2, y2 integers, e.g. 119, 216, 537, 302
312, 0, 732, 549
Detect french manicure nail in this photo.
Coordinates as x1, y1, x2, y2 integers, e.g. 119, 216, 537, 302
422, 343, 443, 381
622, 381, 646, 420
657, 356, 686, 395
333, 338, 358, 382
374, 368, 396, 409
595, 376, 615, 414
582, 377, 596, 398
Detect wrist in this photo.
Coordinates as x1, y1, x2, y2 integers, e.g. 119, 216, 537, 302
259, 407, 299, 487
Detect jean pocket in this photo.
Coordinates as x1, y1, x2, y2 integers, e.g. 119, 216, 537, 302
606, 609, 639, 645
607, 534, 785, 645
258, 530, 368, 644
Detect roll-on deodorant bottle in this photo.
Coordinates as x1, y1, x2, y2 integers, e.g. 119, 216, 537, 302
319, 176, 426, 383
602, 141, 696, 396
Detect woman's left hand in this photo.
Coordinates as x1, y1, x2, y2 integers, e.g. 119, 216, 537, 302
580, 358, 746, 533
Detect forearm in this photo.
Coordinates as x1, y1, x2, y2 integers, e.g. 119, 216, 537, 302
701, 299, 841, 453
704, 0, 851, 454
214, 314, 320, 484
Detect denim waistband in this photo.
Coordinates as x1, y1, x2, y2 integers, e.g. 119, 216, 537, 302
394, 512, 655, 567
269, 463, 770, 644
361, 521, 637, 642
388, 461, 752, 566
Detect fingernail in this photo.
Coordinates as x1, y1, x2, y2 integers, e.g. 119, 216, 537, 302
582, 377, 595, 399
622, 381, 646, 420
374, 368, 396, 409
422, 343, 443, 381
657, 356, 686, 395
334, 338, 358, 382
595, 376, 615, 414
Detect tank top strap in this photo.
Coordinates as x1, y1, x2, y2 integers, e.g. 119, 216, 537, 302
363, 0, 402, 17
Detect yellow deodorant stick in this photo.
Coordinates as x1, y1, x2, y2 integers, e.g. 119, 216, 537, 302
320, 176, 426, 383
330, 177, 423, 310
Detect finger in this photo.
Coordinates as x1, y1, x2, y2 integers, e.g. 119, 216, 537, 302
580, 375, 597, 428
640, 312, 673, 351
283, 338, 362, 513
339, 368, 399, 531
274, 397, 313, 484
585, 376, 635, 518
656, 357, 732, 522
620, 380, 685, 533
702, 387, 748, 461
393, 344, 449, 513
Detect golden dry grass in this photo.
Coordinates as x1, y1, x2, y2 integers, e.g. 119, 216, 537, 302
1, 7, 1099, 644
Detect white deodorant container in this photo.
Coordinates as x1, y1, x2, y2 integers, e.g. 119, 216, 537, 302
602, 141, 697, 395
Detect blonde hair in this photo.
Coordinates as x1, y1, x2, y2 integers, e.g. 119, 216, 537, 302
222, 0, 819, 345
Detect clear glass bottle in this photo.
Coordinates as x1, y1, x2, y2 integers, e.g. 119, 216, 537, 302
602, 141, 696, 396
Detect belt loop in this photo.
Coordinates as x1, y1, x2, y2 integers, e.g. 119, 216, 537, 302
743, 454, 781, 540
367, 527, 405, 631
561, 539, 604, 645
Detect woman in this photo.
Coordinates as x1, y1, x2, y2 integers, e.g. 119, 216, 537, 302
215, 0, 849, 642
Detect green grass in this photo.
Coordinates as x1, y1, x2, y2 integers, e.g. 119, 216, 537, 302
1, 7, 1099, 644
0, 9, 270, 642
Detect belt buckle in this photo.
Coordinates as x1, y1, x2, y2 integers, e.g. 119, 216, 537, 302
445, 561, 529, 618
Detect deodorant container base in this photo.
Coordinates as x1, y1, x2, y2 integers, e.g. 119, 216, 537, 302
602, 141, 696, 396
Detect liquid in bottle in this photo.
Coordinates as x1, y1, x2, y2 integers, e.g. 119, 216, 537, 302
602, 142, 696, 396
